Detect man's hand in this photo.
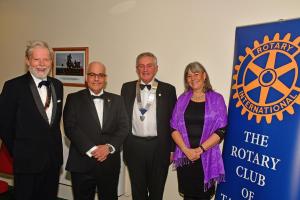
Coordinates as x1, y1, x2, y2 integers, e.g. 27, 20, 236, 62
91, 145, 110, 162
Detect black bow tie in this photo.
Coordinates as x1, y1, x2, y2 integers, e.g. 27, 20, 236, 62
38, 80, 50, 88
91, 94, 104, 100
140, 84, 151, 90
38, 80, 51, 109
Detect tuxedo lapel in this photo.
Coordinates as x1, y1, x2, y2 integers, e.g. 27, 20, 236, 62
83, 89, 102, 130
29, 76, 49, 123
128, 81, 137, 120
50, 83, 57, 126
102, 92, 111, 130
156, 81, 163, 130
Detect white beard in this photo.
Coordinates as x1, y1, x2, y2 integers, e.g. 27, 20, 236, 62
28, 65, 51, 79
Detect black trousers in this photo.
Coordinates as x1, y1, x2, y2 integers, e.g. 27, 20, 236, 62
125, 136, 169, 200
14, 167, 60, 200
71, 154, 120, 200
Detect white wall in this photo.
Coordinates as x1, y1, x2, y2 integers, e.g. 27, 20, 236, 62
1, 0, 300, 199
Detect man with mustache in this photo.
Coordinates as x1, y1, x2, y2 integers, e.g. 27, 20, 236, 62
0, 40, 64, 200
64, 61, 129, 200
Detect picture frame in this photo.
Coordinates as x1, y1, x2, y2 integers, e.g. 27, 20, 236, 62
52, 47, 89, 87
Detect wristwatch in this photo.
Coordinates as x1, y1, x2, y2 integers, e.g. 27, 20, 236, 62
106, 144, 114, 154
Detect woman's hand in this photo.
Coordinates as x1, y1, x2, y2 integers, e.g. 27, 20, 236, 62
182, 147, 203, 161
194, 146, 204, 154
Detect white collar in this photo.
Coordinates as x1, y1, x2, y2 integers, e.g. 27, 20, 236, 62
89, 89, 104, 96
140, 78, 155, 85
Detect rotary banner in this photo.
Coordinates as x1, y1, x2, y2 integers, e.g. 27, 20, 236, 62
216, 19, 300, 200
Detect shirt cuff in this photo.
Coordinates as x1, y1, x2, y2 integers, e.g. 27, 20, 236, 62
86, 146, 98, 157
106, 144, 116, 154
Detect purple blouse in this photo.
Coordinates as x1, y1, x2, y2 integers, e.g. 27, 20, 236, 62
170, 90, 227, 191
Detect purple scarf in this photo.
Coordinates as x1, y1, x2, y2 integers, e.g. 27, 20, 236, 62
170, 90, 227, 191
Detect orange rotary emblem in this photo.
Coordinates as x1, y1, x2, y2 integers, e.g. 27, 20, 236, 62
232, 33, 300, 123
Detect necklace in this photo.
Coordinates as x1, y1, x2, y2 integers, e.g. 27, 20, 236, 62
192, 93, 205, 98
191, 92, 205, 102
136, 80, 158, 121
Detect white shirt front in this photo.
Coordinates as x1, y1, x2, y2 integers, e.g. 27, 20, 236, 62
31, 74, 53, 124
132, 80, 158, 137
86, 89, 115, 157
90, 89, 104, 127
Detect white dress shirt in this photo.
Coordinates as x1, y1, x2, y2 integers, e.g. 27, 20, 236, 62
132, 80, 158, 137
91, 90, 104, 128
31, 74, 53, 124
86, 89, 115, 157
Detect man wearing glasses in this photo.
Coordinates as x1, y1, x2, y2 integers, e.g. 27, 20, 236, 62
63, 61, 129, 200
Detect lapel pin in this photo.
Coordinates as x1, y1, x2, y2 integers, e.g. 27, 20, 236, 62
158, 93, 161, 97
107, 99, 111, 102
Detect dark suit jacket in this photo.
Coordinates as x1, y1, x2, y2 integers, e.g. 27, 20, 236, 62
0, 72, 63, 173
121, 80, 177, 165
63, 89, 129, 172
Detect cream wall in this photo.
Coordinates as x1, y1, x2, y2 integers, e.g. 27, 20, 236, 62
1, 0, 299, 199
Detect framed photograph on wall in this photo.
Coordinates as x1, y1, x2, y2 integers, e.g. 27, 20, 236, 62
52, 47, 89, 87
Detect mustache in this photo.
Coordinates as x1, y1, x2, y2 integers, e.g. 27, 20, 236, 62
28, 66, 51, 79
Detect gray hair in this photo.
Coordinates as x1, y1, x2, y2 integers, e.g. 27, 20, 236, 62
25, 40, 53, 60
87, 61, 106, 73
184, 61, 213, 92
136, 52, 157, 66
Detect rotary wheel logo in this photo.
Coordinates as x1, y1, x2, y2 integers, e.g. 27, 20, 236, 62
232, 33, 300, 123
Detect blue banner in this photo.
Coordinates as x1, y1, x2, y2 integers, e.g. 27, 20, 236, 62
216, 19, 300, 200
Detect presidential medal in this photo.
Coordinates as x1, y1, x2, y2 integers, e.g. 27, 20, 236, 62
140, 115, 145, 121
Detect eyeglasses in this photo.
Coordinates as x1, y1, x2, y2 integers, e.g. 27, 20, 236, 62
87, 72, 107, 78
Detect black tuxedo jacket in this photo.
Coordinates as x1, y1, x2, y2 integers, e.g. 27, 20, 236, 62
0, 72, 63, 173
63, 89, 129, 172
121, 80, 177, 165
